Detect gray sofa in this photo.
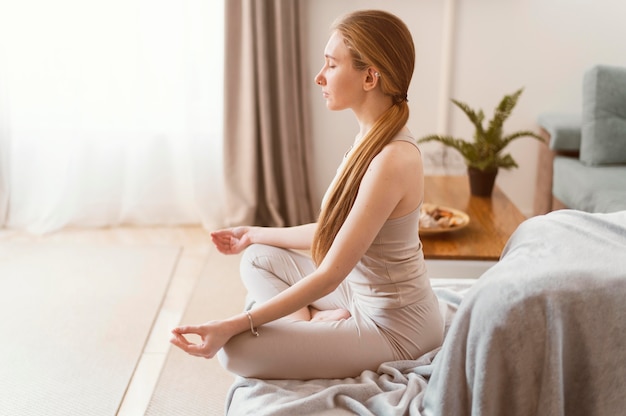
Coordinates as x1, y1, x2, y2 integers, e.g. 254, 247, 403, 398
534, 64, 626, 215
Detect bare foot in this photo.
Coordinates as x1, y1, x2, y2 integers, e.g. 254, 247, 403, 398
310, 308, 351, 322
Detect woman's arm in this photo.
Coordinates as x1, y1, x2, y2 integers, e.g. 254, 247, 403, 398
248, 223, 318, 250
210, 222, 317, 254
172, 141, 422, 357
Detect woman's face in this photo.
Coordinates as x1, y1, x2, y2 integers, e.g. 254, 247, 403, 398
314, 31, 365, 111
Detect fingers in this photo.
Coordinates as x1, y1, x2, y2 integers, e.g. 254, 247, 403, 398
170, 326, 203, 349
169, 331, 216, 359
210, 228, 231, 237
210, 229, 236, 243
210, 233, 228, 246
210, 231, 228, 244
170, 332, 191, 348
171, 319, 230, 360
172, 325, 203, 335
210, 227, 249, 250
210, 231, 237, 254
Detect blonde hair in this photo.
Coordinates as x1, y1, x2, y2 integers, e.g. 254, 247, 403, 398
311, 10, 415, 265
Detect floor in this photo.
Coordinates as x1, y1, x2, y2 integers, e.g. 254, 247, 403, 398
0, 225, 214, 415
0, 225, 495, 415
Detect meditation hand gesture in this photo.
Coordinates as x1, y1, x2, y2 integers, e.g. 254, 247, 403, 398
211, 227, 252, 255
170, 321, 234, 359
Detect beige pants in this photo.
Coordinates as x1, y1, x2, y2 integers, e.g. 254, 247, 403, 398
217, 244, 442, 380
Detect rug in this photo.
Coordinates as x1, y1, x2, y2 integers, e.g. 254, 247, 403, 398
146, 249, 245, 416
0, 242, 181, 415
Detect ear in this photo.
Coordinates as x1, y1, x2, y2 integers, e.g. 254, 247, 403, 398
363, 67, 380, 91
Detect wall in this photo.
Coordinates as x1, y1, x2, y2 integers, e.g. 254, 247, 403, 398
305, 0, 626, 216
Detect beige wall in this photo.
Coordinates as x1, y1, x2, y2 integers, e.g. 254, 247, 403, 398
305, 0, 626, 216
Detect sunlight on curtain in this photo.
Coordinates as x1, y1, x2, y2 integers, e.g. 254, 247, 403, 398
0, 0, 224, 233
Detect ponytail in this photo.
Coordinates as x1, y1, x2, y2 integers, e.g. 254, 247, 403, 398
311, 101, 409, 265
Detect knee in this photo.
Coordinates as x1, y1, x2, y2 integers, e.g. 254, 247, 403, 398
240, 243, 273, 272
240, 243, 290, 278
217, 343, 239, 376
217, 333, 258, 378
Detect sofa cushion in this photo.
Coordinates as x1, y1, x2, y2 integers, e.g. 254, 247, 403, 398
581, 65, 626, 165
537, 113, 582, 152
553, 156, 626, 213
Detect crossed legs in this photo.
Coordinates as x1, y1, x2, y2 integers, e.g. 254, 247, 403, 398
217, 244, 396, 379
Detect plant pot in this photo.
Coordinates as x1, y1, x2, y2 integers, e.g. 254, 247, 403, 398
467, 167, 498, 197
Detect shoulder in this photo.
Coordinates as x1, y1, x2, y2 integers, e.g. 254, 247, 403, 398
370, 133, 422, 173
360, 137, 422, 197
390, 130, 419, 149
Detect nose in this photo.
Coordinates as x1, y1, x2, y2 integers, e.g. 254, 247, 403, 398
314, 70, 325, 86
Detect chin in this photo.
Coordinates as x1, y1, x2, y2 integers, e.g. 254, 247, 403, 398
326, 101, 343, 111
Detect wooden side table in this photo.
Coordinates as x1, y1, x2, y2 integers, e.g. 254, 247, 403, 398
421, 176, 526, 261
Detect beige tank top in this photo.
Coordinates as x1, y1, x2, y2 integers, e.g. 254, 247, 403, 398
324, 131, 429, 309
349, 204, 428, 309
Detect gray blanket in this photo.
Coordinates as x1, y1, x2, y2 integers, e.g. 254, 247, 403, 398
225, 210, 626, 416
422, 209, 626, 416
225, 286, 469, 416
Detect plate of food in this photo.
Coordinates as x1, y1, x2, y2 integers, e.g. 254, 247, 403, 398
419, 203, 470, 234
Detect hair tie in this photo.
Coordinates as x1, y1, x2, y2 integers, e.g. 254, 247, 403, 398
394, 94, 409, 104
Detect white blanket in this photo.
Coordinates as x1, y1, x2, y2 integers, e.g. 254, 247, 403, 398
225, 210, 626, 416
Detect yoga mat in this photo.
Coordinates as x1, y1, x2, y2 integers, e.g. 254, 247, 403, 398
0, 242, 180, 415
146, 250, 245, 416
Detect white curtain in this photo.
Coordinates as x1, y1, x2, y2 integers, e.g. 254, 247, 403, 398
0, 0, 224, 233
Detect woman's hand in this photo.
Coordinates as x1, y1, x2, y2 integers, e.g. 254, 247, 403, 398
170, 320, 234, 359
210, 227, 253, 254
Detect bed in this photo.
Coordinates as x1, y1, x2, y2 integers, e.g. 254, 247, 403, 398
225, 209, 626, 416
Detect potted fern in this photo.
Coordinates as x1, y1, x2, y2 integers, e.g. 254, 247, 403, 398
418, 88, 544, 196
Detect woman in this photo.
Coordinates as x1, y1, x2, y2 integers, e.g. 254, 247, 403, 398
171, 9, 443, 380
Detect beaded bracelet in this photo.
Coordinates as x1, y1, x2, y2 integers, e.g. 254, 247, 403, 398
245, 310, 260, 337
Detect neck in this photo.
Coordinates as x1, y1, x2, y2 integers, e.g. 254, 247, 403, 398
353, 94, 394, 140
